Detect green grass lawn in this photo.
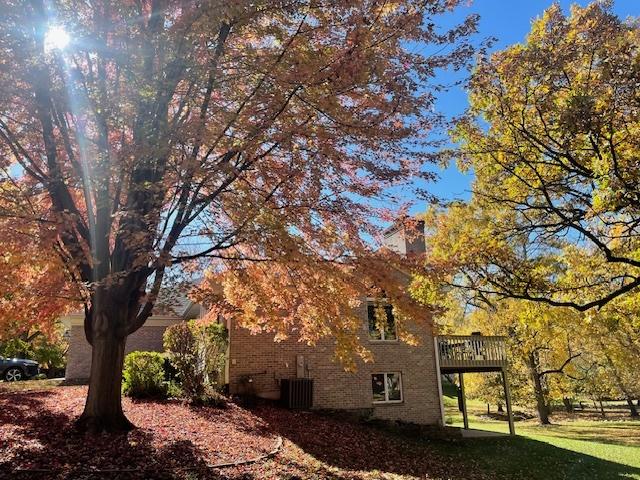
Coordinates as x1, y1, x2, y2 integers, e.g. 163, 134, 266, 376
0, 378, 64, 392
440, 394, 640, 479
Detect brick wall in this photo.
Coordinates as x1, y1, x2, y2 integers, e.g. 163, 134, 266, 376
65, 304, 444, 426
65, 324, 175, 381
228, 304, 443, 425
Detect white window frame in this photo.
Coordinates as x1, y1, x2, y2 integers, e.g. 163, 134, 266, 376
372, 372, 403, 404
366, 298, 398, 342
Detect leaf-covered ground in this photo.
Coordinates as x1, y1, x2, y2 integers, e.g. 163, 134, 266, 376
0, 386, 276, 479
0, 385, 495, 480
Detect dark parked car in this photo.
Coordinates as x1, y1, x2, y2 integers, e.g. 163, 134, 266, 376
0, 356, 39, 381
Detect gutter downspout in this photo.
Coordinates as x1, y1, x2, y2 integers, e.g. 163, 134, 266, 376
224, 316, 231, 386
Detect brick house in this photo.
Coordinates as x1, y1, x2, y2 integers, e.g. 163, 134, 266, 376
226, 305, 442, 425
63, 223, 446, 426
62, 300, 202, 380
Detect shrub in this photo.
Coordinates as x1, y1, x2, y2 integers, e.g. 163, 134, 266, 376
32, 338, 67, 375
190, 386, 228, 408
163, 322, 203, 398
163, 320, 228, 402
166, 380, 183, 399
198, 322, 228, 387
163, 356, 178, 382
0, 329, 68, 377
0, 338, 33, 359
122, 351, 166, 398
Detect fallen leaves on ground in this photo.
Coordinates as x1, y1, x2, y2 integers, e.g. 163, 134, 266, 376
0, 386, 273, 479
1, 386, 493, 480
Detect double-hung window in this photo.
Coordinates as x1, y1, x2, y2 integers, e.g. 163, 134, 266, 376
367, 301, 397, 341
371, 372, 403, 403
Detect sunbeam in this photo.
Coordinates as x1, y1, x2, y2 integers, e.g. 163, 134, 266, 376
44, 25, 70, 52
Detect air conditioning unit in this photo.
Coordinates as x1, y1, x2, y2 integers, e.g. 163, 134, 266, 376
280, 378, 313, 409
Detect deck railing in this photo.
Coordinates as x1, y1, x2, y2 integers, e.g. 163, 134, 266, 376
437, 335, 507, 371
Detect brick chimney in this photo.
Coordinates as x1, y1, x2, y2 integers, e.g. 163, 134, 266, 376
382, 219, 426, 256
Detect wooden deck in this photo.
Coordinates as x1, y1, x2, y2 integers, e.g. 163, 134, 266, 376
436, 335, 507, 373
434, 334, 515, 435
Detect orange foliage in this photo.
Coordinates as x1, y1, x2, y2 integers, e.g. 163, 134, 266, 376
0, 0, 476, 353
0, 210, 76, 340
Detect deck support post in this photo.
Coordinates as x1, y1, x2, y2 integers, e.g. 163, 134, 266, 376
459, 372, 469, 430
501, 367, 515, 435
433, 337, 446, 427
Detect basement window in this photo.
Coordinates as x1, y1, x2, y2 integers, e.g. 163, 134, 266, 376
372, 372, 403, 403
367, 302, 397, 341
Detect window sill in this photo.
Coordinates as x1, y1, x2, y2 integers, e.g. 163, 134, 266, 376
368, 339, 400, 344
373, 400, 404, 405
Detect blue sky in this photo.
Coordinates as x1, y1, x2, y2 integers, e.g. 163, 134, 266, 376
411, 0, 638, 212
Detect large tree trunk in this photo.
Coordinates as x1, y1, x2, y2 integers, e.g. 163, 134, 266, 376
528, 353, 550, 425
532, 379, 551, 424
626, 398, 639, 417
76, 309, 133, 433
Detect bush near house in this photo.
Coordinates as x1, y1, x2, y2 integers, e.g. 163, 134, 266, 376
122, 351, 166, 399
163, 320, 227, 404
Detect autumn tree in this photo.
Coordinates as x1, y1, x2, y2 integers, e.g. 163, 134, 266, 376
416, 201, 640, 421
0, 0, 477, 431
450, 2, 640, 310
463, 300, 580, 424
414, 203, 584, 424
578, 296, 640, 416
0, 196, 75, 341
415, 3, 640, 418
463, 373, 507, 414
572, 360, 617, 417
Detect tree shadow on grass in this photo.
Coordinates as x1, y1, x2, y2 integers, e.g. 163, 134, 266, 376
446, 435, 640, 480
528, 427, 640, 448
253, 405, 640, 480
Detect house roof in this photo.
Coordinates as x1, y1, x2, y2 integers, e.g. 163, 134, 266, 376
60, 285, 200, 328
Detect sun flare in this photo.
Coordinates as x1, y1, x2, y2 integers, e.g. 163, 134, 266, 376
44, 25, 70, 52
